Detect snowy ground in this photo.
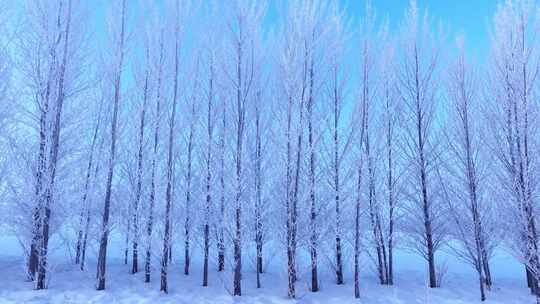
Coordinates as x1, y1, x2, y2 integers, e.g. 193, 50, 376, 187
0, 234, 535, 304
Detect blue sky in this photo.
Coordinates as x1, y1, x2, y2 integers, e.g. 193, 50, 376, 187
346, 0, 498, 58
80, 0, 499, 97
88, 0, 498, 56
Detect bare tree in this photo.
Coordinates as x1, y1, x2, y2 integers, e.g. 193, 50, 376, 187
217, 92, 226, 273
353, 69, 367, 299
81, 131, 106, 271
36, 0, 74, 289
379, 32, 400, 286
183, 60, 200, 277
96, 0, 127, 291
160, 0, 181, 293
278, 2, 331, 296
222, 1, 265, 296
327, 14, 350, 286
487, 0, 540, 301
75, 95, 104, 267
353, 3, 376, 296
144, 12, 166, 284
202, 30, 217, 286
442, 39, 492, 301
248, 49, 270, 288
17, 0, 80, 288
25, 2, 58, 281
398, 0, 444, 288
360, 5, 392, 286
130, 38, 151, 274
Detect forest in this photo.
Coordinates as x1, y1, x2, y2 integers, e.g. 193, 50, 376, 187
0, 0, 539, 303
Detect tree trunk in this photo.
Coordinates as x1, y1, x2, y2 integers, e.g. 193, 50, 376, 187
482, 250, 491, 288
160, 1, 180, 292
354, 51, 368, 297
81, 141, 103, 272
144, 29, 164, 284
202, 221, 209, 286
387, 115, 395, 285
288, 84, 305, 297
36, 0, 73, 289
307, 59, 318, 293
254, 92, 263, 289
75, 104, 101, 266
124, 218, 130, 265
80, 205, 91, 271
413, 48, 437, 288
203, 62, 214, 287
96, 0, 126, 291
354, 166, 362, 299
333, 80, 343, 285
132, 63, 148, 274
184, 120, 194, 276
29, 108, 46, 280
285, 93, 295, 299
28, 1, 59, 282
232, 27, 246, 298
217, 103, 226, 272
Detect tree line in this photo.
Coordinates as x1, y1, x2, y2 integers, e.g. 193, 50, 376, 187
0, 0, 539, 302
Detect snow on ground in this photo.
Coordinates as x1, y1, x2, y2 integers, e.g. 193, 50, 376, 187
0, 234, 535, 304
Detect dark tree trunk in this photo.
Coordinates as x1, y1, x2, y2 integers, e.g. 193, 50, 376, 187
80, 142, 103, 271
184, 97, 196, 275
477, 266, 486, 301
144, 29, 164, 284
36, 202, 51, 289
354, 50, 368, 297
202, 222, 209, 286
184, 120, 194, 276
333, 80, 343, 285
36, 0, 73, 289
96, 0, 126, 291
307, 59, 318, 293
80, 204, 91, 271
203, 61, 214, 287
354, 167, 362, 299
160, 1, 180, 292
124, 219, 130, 265
169, 243, 173, 264
29, 3, 57, 282
232, 25, 247, 297
366, 120, 387, 285
254, 92, 263, 289
387, 115, 395, 285
288, 95, 304, 297
75, 145, 96, 265
132, 62, 149, 274
217, 106, 225, 273
76, 98, 103, 267
285, 93, 294, 298
29, 125, 46, 279
75, 219, 84, 265
413, 48, 437, 288
482, 250, 491, 288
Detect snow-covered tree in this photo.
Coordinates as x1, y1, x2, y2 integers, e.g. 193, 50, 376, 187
487, 0, 540, 301
397, 0, 447, 288
442, 38, 495, 301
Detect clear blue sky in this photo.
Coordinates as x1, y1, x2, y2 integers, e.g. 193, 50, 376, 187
260, 0, 498, 65
82, 0, 499, 92
90, 0, 498, 55
339, 0, 498, 59
365, 0, 497, 57
83, 0, 500, 56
